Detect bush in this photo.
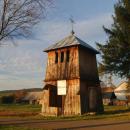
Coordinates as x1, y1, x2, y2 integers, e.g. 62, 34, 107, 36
0, 95, 15, 104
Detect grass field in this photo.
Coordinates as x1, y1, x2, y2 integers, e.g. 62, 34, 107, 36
0, 104, 130, 130
0, 104, 41, 112
0, 104, 130, 120
0, 104, 41, 117
0, 126, 46, 130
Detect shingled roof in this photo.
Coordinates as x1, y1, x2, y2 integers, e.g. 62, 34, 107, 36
44, 34, 99, 54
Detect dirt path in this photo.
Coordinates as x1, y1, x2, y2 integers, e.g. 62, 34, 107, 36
0, 118, 130, 130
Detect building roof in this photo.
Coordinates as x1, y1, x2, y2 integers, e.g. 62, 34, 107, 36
101, 87, 115, 93
114, 81, 130, 100
114, 81, 128, 92
102, 92, 116, 99
23, 91, 43, 101
44, 34, 99, 54
101, 87, 116, 99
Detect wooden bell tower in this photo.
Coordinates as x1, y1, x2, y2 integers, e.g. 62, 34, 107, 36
41, 33, 104, 116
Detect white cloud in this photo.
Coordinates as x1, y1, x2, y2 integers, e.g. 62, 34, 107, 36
0, 13, 113, 90
35, 13, 113, 45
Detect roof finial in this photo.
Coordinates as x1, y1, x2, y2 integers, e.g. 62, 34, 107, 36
69, 16, 75, 35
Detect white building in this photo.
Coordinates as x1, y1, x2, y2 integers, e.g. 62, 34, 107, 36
114, 81, 128, 100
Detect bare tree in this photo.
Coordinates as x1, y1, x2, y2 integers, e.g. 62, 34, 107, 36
0, 0, 52, 44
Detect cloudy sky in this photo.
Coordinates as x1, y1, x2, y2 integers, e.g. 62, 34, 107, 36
0, 0, 121, 91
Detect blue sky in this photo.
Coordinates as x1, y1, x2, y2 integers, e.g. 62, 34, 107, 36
0, 0, 121, 91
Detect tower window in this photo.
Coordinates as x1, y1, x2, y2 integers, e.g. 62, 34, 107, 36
55, 52, 58, 63
66, 50, 70, 62
60, 52, 64, 62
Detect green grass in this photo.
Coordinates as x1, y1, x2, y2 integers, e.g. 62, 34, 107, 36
0, 105, 130, 130
0, 126, 47, 130
0, 104, 41, 117
33, 105, 130, 121
0, 104, 130, 121
0, 104, 41, 112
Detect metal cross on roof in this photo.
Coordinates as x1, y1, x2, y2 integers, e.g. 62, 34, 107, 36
69, 16, 75, 35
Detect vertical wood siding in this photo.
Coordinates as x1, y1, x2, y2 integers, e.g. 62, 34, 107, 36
41, 79, 81, 116
45, 46, 79, 81
41, 45, 103, 116
64, 79, 81, 115
79, 47, 99, 81
41, 89, 58, 116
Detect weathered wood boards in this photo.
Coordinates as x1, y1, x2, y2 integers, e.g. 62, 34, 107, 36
41, 34, 103, 116
45, 46, 79, 81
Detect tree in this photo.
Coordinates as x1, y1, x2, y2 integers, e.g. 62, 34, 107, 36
97, 0, 130, 80
0, 0, 52, 44
0, 95, 15, 104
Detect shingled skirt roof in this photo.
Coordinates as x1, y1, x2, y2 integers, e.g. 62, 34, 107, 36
44, 34, 99, 54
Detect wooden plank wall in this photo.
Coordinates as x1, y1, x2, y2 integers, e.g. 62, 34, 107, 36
41, 45, 103, 116
41, 79, 81, 116
41, 89, 58, 116
79, 47, 99, 81
80, 81, 103, 113
45, 46, 79, 81
63, 79, 81, 115
41, 81, 58, 116
80, 81, 89, 114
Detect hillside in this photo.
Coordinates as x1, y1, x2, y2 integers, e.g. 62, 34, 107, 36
0, 88, 42, 97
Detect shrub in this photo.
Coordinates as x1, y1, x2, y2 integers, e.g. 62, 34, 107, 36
0, 95, 15, 104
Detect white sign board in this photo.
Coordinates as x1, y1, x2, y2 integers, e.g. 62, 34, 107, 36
57, 80, 66, 95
